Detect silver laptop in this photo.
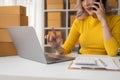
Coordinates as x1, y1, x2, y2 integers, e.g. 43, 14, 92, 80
8, 27, 74, 64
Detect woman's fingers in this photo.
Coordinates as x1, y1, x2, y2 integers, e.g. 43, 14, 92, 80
93, 1, 105, 12
50, 36, 63, 49
47, 34, 53, 42
46, 27, 63, 49
52, 27, 57, 37
92, 4, 99, 11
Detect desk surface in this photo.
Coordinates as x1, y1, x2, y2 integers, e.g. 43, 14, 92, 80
0, 53, 120, 80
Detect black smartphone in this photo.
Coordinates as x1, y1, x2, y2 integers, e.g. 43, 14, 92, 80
93, 0, 100, 11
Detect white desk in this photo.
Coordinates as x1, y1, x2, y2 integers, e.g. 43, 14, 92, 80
0, 54, 120, 80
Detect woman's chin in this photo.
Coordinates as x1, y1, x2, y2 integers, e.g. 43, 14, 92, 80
88, 12, 96, 17
88, 12, 93, 16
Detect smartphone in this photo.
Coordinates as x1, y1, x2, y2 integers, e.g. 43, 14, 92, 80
93, 0, 100, 11
95, 0, 100, 2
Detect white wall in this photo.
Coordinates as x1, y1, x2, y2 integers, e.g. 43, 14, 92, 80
18, 0, 44, 50
35, 0, 44, 50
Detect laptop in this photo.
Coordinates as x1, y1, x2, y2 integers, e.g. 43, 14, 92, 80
8, 27, 74, 64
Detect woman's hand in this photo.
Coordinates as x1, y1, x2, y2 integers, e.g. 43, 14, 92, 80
92, 0, 106, 23
92, 0, 112, 42
46, 27, 63, 49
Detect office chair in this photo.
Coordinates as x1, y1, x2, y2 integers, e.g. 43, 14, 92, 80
78, 45, 81, 54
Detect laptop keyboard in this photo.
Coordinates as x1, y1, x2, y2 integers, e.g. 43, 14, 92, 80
45, 54, 67, 60
54, 55, 67, 59
45, 55, 61, 61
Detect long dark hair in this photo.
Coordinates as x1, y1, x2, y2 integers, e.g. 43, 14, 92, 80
101, 0, 107, 7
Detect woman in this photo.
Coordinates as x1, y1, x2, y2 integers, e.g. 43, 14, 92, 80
47, 0, 120, 56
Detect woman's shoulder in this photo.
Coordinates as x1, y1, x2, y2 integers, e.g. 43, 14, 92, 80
72, 18, 82, 24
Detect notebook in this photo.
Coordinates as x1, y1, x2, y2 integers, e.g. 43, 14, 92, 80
69, 56, 120, 71
8, 27, 75, 64
74, 57, 96, 65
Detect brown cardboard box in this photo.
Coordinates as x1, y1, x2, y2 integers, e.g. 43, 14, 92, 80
47, 0, 63, 4
48, 12, 61, 19
70, 4, 76, 9
108, 0, 118, 8
0, 42, 17, 56
0, 15, 28, 28
47, 4, 64, 10
48, 20, 61, 27
70, 0, 76, 9
70, 14, 75, 27
47, 12, 62, 27
0, 6, 26, 15
70, 0, 76, 3
0, 29, 12, 42
46, 0, 64, 9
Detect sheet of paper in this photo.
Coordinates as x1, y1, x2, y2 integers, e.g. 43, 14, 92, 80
98, 58, 119, 70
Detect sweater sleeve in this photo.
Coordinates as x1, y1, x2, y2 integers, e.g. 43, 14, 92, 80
104, 15, 120, 56
62, 19, 80, 54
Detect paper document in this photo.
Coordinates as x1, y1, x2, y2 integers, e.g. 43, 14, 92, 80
69, 56, 120, 70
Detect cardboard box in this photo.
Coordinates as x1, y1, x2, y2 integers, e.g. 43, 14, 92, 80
70, 0, 76, 4
70, 15, 76, 27
0, 42, 17, 56
46, 0, 64, 9
48, 20, 61, 27
108, 0, 118, 8
0, 29, 12, 42
70, 0, 76, 9
47, 12, 62, 27
70, 4, 76, 9
48, 12, 61, 20
47, 4, 64, 10
0, 6, 26, 15
47, 0, 63, 4
0, 15, 28, 28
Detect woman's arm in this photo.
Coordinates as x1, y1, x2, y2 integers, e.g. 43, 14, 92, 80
101, 17, 119, 56
59, 19, 80, 54
101, 18, 112, 41
92, 1, 119, 56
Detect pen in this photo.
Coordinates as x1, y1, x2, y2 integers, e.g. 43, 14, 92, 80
99, 59, 107, 67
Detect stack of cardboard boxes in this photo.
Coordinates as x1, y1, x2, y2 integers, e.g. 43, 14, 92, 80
0, 6, 28, 56
46, 0, 63, 27
46, 0, 64, 45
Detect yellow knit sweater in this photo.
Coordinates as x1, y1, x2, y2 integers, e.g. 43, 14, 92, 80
62, 15, 120, 56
